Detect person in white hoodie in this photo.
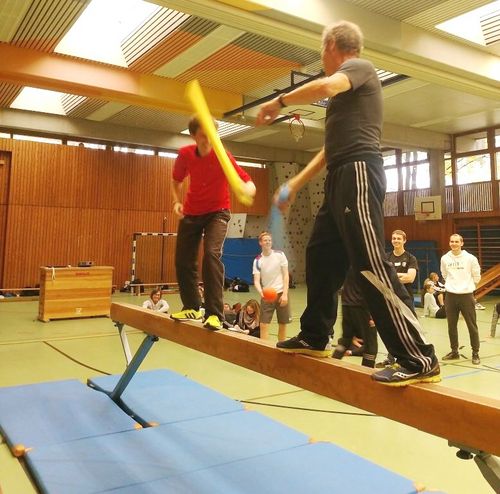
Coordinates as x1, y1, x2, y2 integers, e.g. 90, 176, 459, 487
440, 234, 481, 364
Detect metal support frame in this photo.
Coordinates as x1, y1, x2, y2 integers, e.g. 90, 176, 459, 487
449, 441, 500, 492
88, 321, 159, 427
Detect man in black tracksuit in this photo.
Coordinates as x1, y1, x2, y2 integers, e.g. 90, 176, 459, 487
256, 20, 439, 386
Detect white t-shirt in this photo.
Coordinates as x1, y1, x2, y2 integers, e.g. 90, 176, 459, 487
252, 250, 288, 292
142, 299, 169, 313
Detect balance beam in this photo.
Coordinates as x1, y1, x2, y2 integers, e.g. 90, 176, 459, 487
110, 302, 500, 457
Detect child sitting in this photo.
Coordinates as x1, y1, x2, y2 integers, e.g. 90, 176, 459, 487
232, 299, 261, 338
422, 282, 446, 319
142, 288, 169, 313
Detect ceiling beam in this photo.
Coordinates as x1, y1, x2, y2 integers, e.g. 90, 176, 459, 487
155, 0, 500, 101
0, 43, 242, 117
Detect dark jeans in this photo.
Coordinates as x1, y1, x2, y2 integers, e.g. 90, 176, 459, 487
444, 292, 480, 353
175, 209, 230, 319
299, 160, 436, 373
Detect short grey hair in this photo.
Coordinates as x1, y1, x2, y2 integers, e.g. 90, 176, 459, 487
322, 21, 363, 55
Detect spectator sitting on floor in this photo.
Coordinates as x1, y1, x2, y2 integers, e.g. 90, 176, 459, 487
142, 288, 169, 313
422, 282, 446, 319
233, 299, 261, 338
426, 272, 445, 307
223, 302, 237, 325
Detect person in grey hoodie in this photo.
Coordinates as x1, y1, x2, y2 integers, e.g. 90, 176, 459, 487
440, 234, 481, 364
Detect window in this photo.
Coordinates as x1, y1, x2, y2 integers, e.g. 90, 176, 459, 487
158, 151, 178, 159
382, 149, 396, 167
456, 154, 491, 184
113, 146, 154, 155
401, 162, 430, 190
444, 152, 453, 186
13, 134, 62, 145
495, 128, 500, 148
383, 149, 398, 192
384, 168, 398, 192
0, 132, 10, 139
401, 150, 428, 163
236, 160, 265, 169
455, 130, 488, 153
68, 140, 107, 150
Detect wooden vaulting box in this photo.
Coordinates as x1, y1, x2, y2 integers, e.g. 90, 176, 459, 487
38, 266, 113, 322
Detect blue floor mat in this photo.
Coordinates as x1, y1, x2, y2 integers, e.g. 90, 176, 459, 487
111, 442, 421, 494
1, 370, 439, 493
0, 379, 136, 449
88, 369, 243, 424
26, 410, 309, 494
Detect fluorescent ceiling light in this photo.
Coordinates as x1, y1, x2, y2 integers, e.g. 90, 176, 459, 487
10, 87, 67, 115
436, 1, 500, 46
54, 0, 158, 66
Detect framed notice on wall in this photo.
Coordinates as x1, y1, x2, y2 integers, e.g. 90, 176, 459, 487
414, 196, 442, 221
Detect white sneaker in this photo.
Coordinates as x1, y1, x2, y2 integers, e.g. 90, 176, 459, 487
475, 303, 486, 310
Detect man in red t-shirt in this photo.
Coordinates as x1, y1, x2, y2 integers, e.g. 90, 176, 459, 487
170, 116, 255, 330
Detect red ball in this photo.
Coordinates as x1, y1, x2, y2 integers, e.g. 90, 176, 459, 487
262, 287, 277, 302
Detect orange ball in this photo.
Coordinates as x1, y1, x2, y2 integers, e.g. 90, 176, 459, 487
262, 287, 277, 302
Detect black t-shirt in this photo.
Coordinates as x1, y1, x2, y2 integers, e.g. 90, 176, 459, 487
386, 251, 418, 297
325, 58, 383, 169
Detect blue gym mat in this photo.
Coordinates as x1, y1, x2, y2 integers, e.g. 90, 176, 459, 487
113, 442, 420, 494
0, 370, 440, 493
25, 410, 311, 493
88, 369, 243, 425
0, 379, 136, 449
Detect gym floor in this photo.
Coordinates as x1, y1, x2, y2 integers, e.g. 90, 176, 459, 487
0, 288, 498, 494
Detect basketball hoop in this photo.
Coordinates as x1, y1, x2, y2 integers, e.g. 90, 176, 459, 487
289, 114, 305, 142
416, 211, 431, 222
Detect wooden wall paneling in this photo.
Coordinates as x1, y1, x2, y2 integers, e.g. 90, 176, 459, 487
0, 151, 11, 204
0, 151, 11, 286
8, 142, 177, 211
231, 167, 269, 215
0, 205, 7, 286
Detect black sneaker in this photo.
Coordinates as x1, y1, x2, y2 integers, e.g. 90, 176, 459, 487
442, 351, 460, 361
332, 345, 346, 359
277, 336, 332, 358
471, 352, 481, 365
371, 361, 441, 387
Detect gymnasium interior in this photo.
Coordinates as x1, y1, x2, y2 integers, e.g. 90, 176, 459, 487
0, 1, 499, 493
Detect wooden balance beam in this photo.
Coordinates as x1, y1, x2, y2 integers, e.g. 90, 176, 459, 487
110, 302, 500, 457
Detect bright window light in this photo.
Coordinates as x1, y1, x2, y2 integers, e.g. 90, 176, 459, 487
436, 1, 500, 46
236, 160, 265, 168
54, 0, 158, 66
0, 132, 10, 139
13, 135, 62, 145
68, 140, 107, 150
158, 151, 178, 159
113, 146, 154, 155
10, 87, 66, 115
